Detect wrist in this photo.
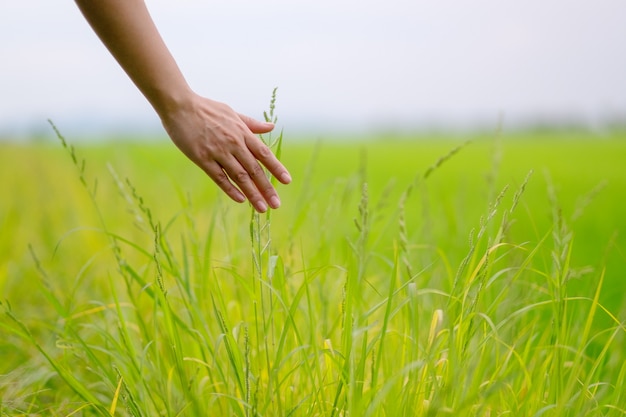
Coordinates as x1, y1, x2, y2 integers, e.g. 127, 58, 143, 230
150, 84, 196, 121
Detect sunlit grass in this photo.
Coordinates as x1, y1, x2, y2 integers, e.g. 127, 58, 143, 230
1, 125, 625, 416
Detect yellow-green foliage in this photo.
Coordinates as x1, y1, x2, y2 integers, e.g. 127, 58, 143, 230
1, 129, 625, 416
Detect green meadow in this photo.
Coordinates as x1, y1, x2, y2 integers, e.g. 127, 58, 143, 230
1, 127, 625, 416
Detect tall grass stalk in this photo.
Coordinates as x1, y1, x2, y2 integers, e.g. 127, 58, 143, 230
2, 121, 625, 416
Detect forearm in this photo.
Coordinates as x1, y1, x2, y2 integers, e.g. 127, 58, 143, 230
75, 0, 193, 117
75, 0, 290, 212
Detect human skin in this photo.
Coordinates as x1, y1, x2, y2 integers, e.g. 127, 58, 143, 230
74, 0, 291, 213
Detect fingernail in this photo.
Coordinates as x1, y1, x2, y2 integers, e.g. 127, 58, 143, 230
280, 172, 292, 184
256, 200, 268, 213
269, 196, 281, 209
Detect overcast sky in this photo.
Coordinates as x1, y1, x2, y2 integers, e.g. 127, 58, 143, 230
1, 0, 625, 136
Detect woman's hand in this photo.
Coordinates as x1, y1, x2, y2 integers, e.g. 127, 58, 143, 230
75, 0, 291, 213
162, 94, 291, 213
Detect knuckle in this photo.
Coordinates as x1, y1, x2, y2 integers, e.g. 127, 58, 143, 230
212, 170, 231, 187
256, 144, 273, 159
197, 142, 218, 161
225, 134, 240, 146
262, 184, 275, 196
233, 170, 249, 184
248, 164, 266, 180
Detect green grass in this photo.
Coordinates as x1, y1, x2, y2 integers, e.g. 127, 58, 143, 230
1, 126, 626, 416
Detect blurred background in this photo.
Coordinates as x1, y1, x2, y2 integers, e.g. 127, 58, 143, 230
1, 0, 625, 139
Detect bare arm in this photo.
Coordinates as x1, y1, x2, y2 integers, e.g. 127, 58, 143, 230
75, 0, 291, 212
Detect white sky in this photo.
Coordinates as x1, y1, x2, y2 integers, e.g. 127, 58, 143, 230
1, 0, 625, 136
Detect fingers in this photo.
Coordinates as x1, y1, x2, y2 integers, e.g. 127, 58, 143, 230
164, 97, 291, 212
201, 136, 290, 213
231, 152, 278, 212
239, 113, 275, 134
219, 118, 291, 212
208, 158, 275, 213
246, 136, 292, 185
205, 160, 275, 213
203, 162, 247, 204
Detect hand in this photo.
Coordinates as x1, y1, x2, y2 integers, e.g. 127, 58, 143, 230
161, 93, 292, 213
74, 1, 290, 212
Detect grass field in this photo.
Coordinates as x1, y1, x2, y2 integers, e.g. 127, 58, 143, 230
1, 127, 626, 416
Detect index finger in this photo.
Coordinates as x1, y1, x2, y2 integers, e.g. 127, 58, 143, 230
246, 136, 292, 185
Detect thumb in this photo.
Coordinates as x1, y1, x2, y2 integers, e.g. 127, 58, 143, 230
238, 113, 275, 134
